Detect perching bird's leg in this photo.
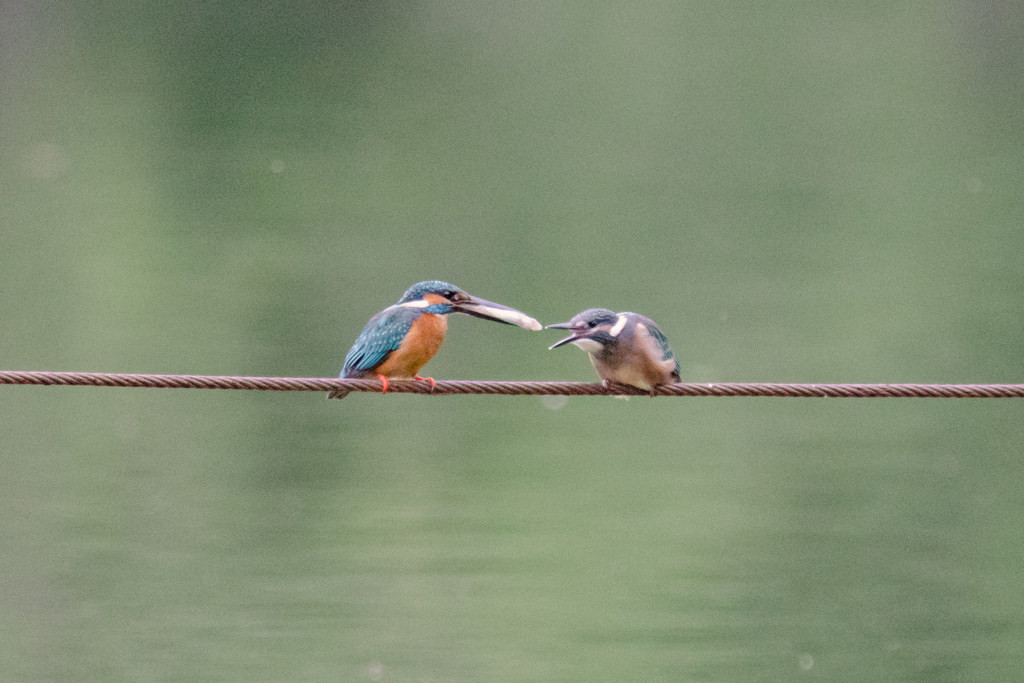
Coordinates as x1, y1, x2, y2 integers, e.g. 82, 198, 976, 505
602, 379, 631, 401
377, 374, 390, 394
414, 376, 437, 392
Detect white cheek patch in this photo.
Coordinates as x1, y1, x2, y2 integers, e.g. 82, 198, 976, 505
399, 300, 431, 309
609, 315, 628, 337
473, 305, 543, 331
571, 338, 604, 353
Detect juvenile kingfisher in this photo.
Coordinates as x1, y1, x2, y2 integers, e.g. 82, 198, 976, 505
547, 308, 680, 396
328, 280, 542, 398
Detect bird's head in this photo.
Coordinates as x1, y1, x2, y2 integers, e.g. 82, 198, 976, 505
546, 308, 624, 352
398, 281, 542, 330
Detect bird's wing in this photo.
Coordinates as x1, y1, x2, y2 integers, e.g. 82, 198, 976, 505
639, 317, 681, 378
645, 322, 675, 362
341, 305, 418, 377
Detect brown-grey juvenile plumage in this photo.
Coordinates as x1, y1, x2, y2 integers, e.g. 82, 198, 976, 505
547, 308, 680, 395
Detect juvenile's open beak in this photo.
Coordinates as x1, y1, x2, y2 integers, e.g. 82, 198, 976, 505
545, 321, 580, 349
454, 296, 543, 331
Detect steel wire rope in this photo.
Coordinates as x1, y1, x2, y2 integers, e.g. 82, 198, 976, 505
2, 371, 1024, 398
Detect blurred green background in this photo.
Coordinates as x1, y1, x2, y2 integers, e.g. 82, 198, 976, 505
2, 1, 1024, 681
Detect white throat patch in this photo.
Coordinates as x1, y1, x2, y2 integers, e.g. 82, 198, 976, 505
571, 338, 604, 353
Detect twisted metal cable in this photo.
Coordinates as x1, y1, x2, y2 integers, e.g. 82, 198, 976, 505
1, 370, 1023, 398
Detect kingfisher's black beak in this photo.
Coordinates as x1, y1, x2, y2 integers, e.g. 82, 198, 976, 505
453, 295, 543, 331
545, 321, 582, 350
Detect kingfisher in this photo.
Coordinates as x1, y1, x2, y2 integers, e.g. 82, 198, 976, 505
546, 308, 680, 396
328, 280, 542, 398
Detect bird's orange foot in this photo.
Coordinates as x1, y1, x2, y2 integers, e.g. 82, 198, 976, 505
414, 376, 437, 392
376, 374, 390, 394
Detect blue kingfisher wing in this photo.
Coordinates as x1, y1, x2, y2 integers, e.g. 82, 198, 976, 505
644, 319, 681, 377
645, 322, 675, 361
341, 305, 419, 377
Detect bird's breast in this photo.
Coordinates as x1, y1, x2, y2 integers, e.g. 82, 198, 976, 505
375, 313, 448, 378
590, 326, 677, 390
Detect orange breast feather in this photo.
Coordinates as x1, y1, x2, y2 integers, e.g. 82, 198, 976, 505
374, 313, 448, 378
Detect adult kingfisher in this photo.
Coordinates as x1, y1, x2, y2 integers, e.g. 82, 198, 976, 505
546, 308, 680, 396
328, 280, 542, 398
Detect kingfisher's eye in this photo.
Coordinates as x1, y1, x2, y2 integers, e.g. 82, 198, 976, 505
588, 320, 597, 328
